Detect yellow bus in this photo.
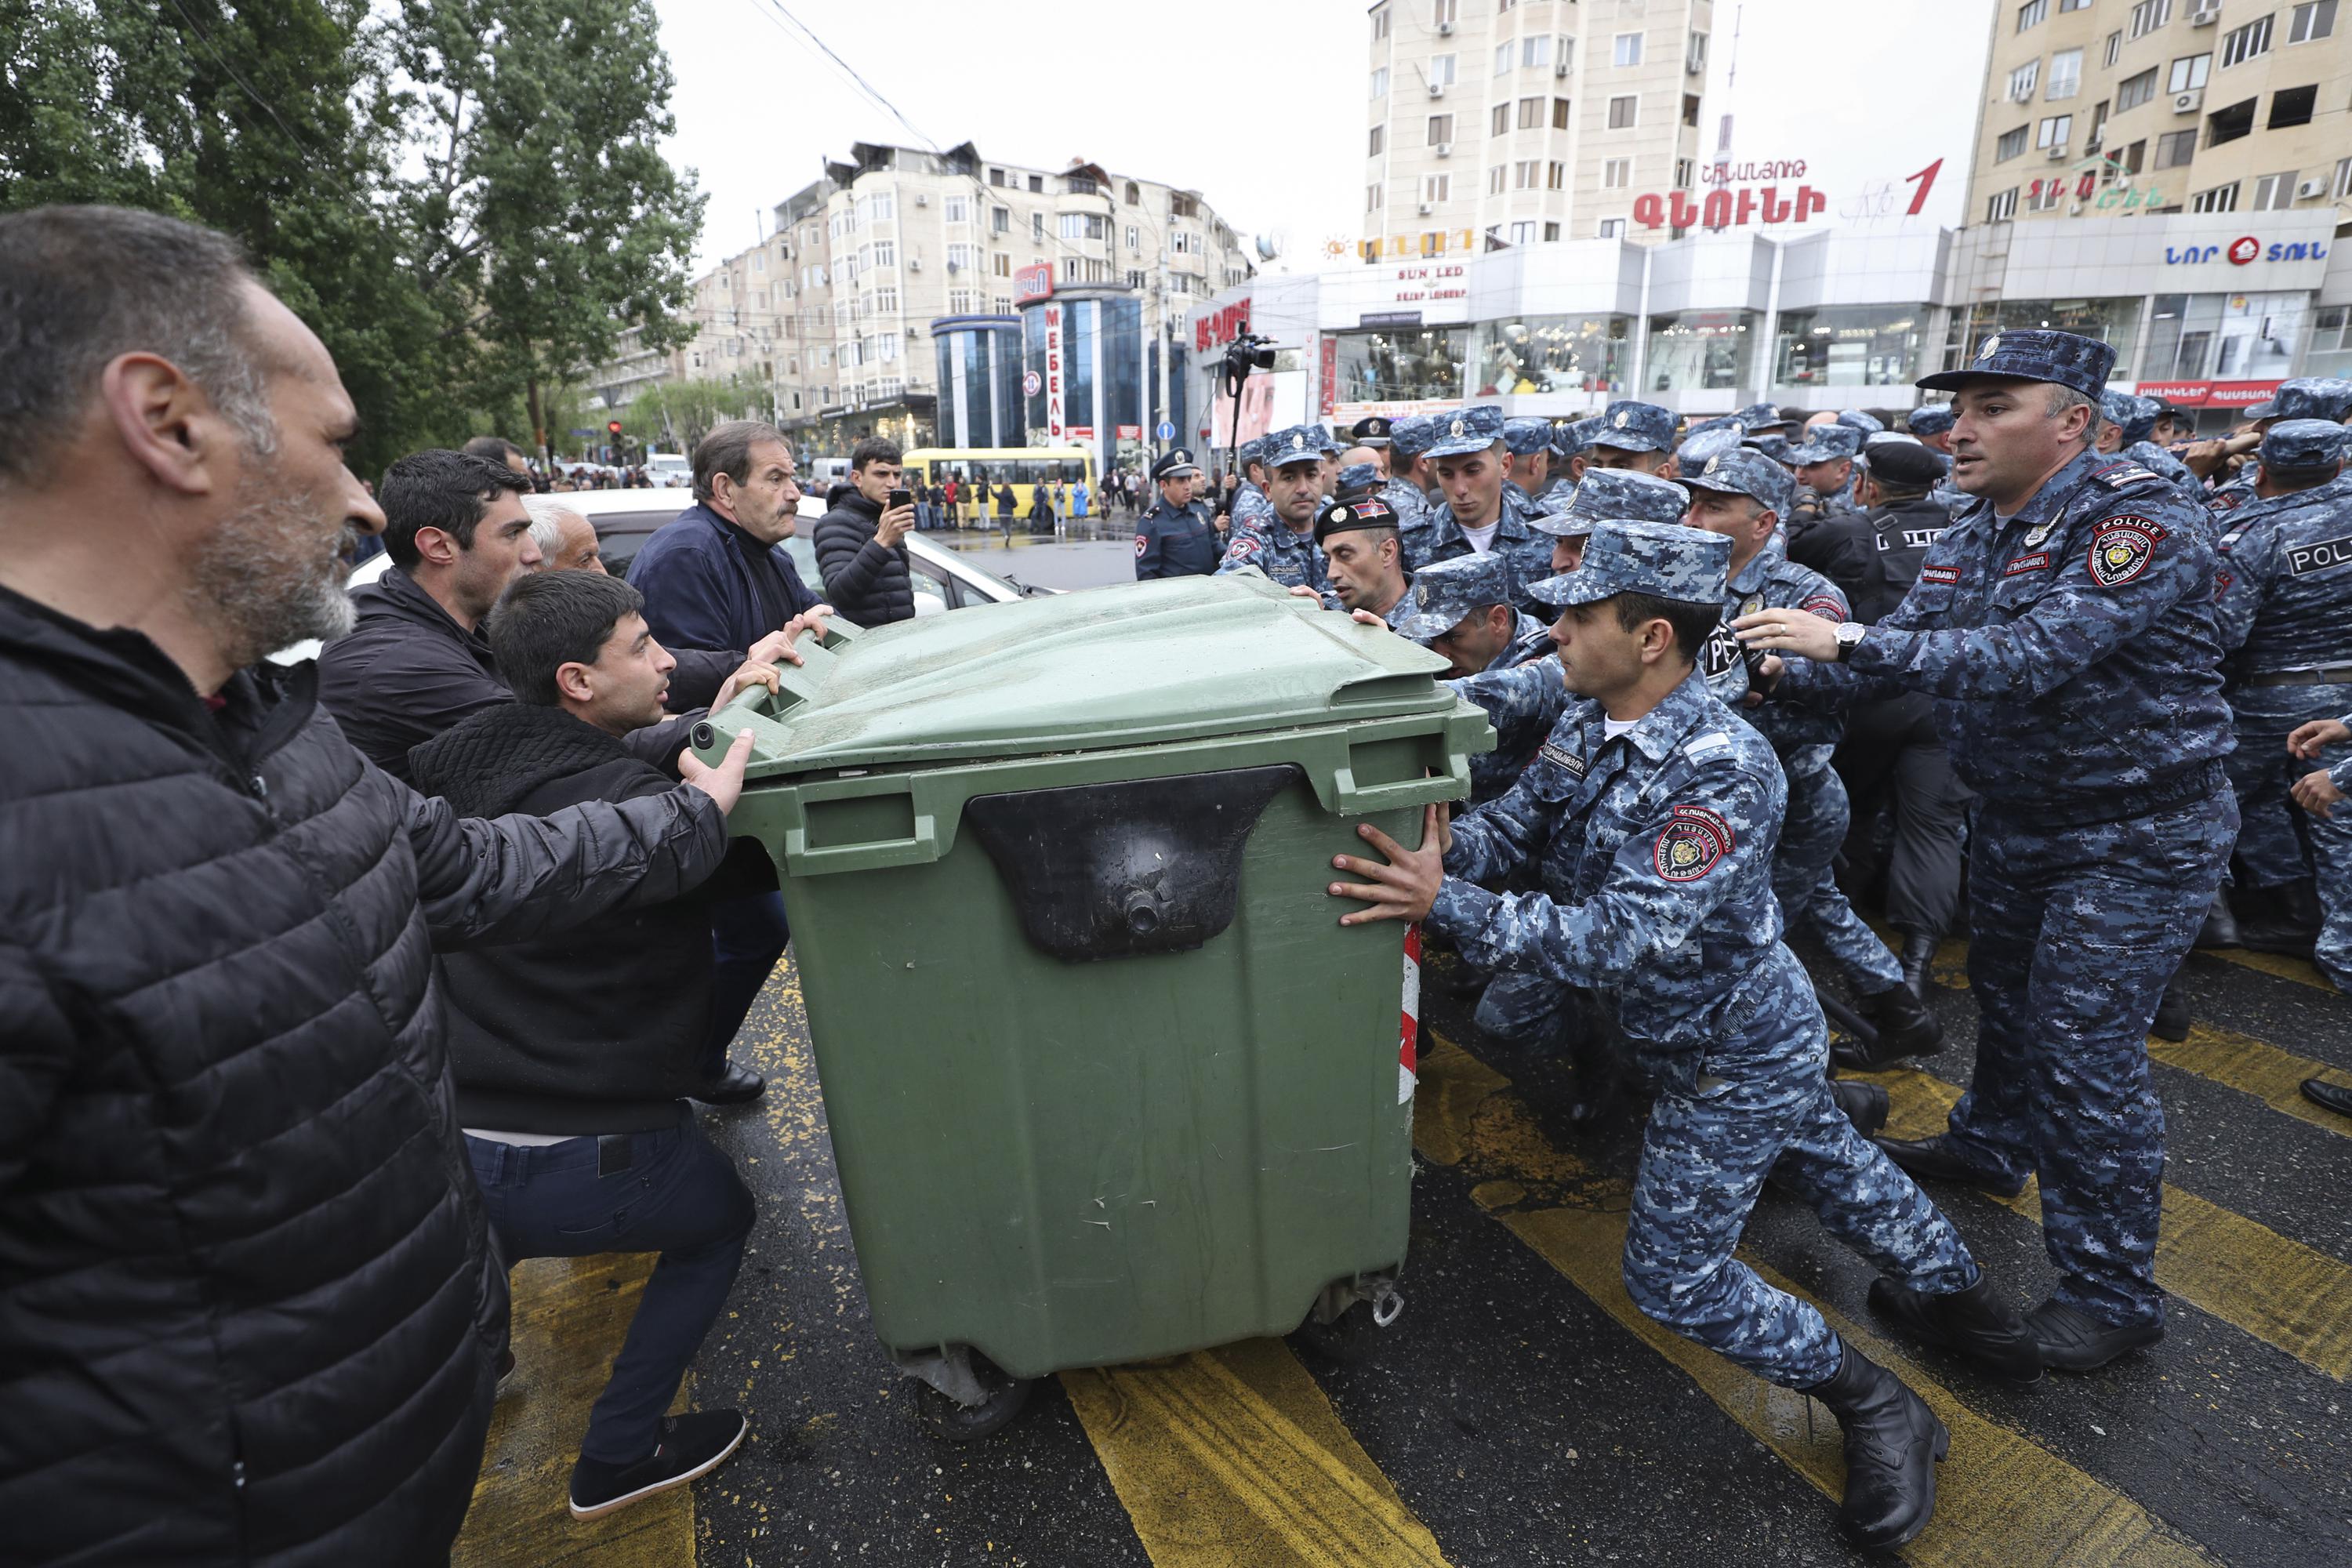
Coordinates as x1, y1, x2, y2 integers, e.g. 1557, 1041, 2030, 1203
901, 446, 1097, 523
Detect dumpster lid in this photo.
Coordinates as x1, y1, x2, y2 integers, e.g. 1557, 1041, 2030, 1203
725, 572, 1466, 773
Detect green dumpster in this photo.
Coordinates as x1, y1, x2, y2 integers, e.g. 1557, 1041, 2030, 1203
690, 571, 1492, 1434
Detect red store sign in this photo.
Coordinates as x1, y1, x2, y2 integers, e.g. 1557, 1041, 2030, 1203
1195, 298, 1252, 354
1014, 263, 1054, 304
1633, 158, 1944, 234
2133, 379, 2282, 409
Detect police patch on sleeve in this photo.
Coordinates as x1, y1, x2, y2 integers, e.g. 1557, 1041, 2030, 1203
1134, 533, 1149, 557
1798, 594, 1847, 621
1652, 804, 1734, 883
2087, 514, 2165, 587
1227, 536, 1260, 561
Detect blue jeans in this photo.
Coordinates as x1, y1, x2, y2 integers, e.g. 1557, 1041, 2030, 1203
706, 891, 788, 1080
468, 1120, 755, 1464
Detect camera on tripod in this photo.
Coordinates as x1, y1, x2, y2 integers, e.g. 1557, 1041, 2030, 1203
1221, 332, 1277, 379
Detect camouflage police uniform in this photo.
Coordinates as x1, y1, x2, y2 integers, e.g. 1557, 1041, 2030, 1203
1431, 521, 1979, 1389
1399, 406, 1555, 593
2314, 713, 2352, 987
2206, 379, 2352, 521
1785, 423, 1865, 543
1689, 452, 1909, 1000
1381, 416, 1437, 535
1134, 448, 1220, 579
1773, 330, 2237, 1335
1217, 425, 1330, 596
2099, 390, 2202, 505
1229, 435, 1279, 536
1904, 406, 1971, 517
2212, 421, 2352, 966
1502, 417, 1555, 510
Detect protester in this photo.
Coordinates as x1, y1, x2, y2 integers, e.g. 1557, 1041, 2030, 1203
524, 493, 608, 574
414, 571, 789, 1519
0, 202, 757, 1566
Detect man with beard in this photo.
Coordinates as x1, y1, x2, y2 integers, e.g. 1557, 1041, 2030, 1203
0, 204, 753, 1565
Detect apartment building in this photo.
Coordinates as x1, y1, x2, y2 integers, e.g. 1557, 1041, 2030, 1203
590, 141, 1254, 463
1362, 0, 1713, 258
1966, 0, 2352, 225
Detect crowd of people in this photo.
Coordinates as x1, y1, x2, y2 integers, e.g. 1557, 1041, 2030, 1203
6, 200, 2352, 1562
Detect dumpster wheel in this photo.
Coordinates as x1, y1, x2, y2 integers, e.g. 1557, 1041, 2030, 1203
911, 1348, 1033, 1443
1290, 1277, 1405, 1365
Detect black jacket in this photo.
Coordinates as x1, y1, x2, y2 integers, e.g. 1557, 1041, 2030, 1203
0, 586, 730, 1565
812, 492, 916, 626
411, 703, 775, 1135
1805, 495, 1955, 624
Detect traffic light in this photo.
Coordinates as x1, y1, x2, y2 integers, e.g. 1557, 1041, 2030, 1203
607, 420, 623, 437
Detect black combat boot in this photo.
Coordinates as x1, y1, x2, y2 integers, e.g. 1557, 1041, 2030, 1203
2151, 979, 2190, 1042
1798, 1343, 1947, 1552
1867, 1271, 2043, 1383
1830, 1078, 1889, 1138
1831, 985, 1943, 1071
2026, 1299, 2164, 1373
2236, 878, 2320, 957
2194, 891, 2241, 949
1898, 931, 1940, 1000
1873, 1134, 2029, 1199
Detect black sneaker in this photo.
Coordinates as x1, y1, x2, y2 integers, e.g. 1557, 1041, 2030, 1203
568, 1410, 748, 1520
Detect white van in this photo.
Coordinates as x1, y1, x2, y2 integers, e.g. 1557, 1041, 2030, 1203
644, 452, 691, 488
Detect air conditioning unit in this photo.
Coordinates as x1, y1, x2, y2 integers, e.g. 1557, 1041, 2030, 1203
946, 260, 960, 273
914, 193, 929, 206
2045, 143, 2069, 160
1436, 141, 1454, 158
1418, 201, 1436, 215
1436, 18, 1454, 32
1556, 60, 1571, 77
2172, 88, 2204, 113
1428, 80, 1447, 97
2298, 177, 2327, 198
908, 256, 921, 270
2008, 82, 2033, 102
2187, 0, 2221, 24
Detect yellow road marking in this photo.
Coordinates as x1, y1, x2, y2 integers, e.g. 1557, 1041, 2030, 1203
2201, 946, 2333, 991
1859, 1065, 2352, 1380
1063, 1339, 1451, 1566
2149, 1023, 2352, 1139
456, 1254, 695, 1568
1415, 1038, 2213, 1567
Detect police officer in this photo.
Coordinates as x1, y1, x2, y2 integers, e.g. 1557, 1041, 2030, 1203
1399, 405, 1553, 596
1218, 424, 1332, 596
1394, 551, 1547, 678
1816, 439, 1974, 997
1501, 417, 1555, 505
1315, 489, 1414, 626
1738, 401, 1799, 441
1737, 328, 2237, 1372
1539, 420, 1585, 506
1681, 449, 1939, 1060
1904, 405, 1970, 516
2195, 378, 2352, 517
1383, 415, 1439, 528
1134, 448, 1219, 579
1334, 517, 2037, 1554
2096, 390, 2199, 496
1784, 423, 1865, 574
2286, 708, 2352, 1007
1582, 399, 1679, 477
2212, 419, 2352, 960
1230, 435, 1279, 535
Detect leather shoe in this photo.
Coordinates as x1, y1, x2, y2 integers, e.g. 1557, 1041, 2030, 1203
1798, 1343, 1947, 1552
1873, 1134, 2028, 1199
2151, 980, 2190, 1042
2026, 1298, 2163, 1373
695, 1062, 766, 1105
1867, 1272, 2042, 1383
1832, 985, 1944, 1071
2300, 1077, 2352, 1117
2194, 893, 2241, 949
1830, 1078, 1889, 1139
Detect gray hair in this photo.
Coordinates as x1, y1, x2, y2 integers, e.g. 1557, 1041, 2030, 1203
522, 493, 587, 559
0, 205, 278, 488
692, 419, 791, 503
2045, 384, 2099, 445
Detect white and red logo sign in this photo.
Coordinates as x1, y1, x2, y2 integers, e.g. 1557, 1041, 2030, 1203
1014, 263, 1054, 303
1399, 924, 1421, 1105
1044, 305, 1065, 441
2227, 235, 2261, 266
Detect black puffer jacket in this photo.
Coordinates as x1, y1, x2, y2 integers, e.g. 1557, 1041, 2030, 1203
411, 702, 775, 1136
0, 585, 730, 1566
811, 492, 916, 626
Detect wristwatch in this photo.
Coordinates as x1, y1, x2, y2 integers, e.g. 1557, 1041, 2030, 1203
1832, 622, 1867, 662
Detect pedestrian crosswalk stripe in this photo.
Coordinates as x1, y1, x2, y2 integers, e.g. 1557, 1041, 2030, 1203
1860, 1066, 2352, 1381
1063, 1339, 1453, 1566
2148, 1022, 2352, 1139
1417, 1037, 2217, 1567
2198, 947, 2332, 992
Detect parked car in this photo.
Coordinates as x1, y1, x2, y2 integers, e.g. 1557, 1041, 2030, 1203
644, 452, 691, 488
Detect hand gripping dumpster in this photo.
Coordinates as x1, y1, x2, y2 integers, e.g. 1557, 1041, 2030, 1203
688, 572, 1493, 1437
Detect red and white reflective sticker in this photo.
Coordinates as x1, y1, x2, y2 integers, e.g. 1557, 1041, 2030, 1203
1399, 924, 1421, 1104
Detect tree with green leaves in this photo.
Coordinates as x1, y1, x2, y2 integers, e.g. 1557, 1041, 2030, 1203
623, 376, 772, 454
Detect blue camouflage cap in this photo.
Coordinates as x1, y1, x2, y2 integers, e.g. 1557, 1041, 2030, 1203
1590, 399, 1676, 454
1675, 425, 1747, 472
1335, 461, 1380, 495
1784, 423, 1864, 465
1681, 446, 1794, 515
1549, 420, 1584, 459
1528, 468, 1692, 536
1315, 424, 1344, 456
1835, 408, 1885, 435
1503, 416, 1555, 456
1388, 414, 1437, 460
1425, 405, 1507, 460
1264, 424, 1328, 470
1238, 434, 1270, 468
2096, 390, 2161, 445
1918, 327, 2116, 401
1528, 519, 1731, 608
1737, 401, 1797, 433
2263, 378, 2352, 424
2259, 419, 2352, 473
1904, 404, 1955, 438
1683, 414, 1744, 440
1745, 433, 1796, 466
1395, 550, 1517, 641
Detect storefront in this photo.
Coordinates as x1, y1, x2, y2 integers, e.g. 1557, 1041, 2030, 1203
1016, 282, 1185, 472
930, 315, 1026, 448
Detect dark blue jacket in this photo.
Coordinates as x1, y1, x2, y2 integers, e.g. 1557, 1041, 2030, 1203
627, 502, 821, 665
